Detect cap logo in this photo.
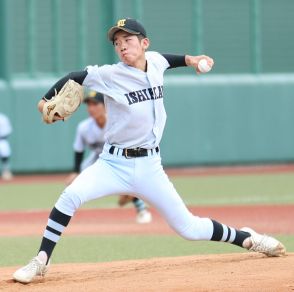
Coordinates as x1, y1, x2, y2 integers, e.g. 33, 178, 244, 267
117, 19, 126, 27
88, 91, 96, 97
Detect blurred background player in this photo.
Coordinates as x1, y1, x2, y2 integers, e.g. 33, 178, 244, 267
66, 91, 152, 223
0, 112, 13, 180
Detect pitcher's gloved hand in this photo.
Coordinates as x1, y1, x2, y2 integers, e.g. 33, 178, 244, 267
42, 79, 84, 124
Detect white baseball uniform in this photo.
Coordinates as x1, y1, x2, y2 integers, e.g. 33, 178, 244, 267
0, 113, 12, 158
73, 117, 106, 170
55, 51, 215, 241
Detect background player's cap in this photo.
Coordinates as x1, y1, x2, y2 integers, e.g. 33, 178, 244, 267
107, 18, 147, 42
84, 91, 104, 104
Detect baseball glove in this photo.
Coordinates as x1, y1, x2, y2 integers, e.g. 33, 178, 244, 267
42, 79, 84, 124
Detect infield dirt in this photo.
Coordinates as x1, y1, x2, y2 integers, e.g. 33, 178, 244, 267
1, 253, 294, 291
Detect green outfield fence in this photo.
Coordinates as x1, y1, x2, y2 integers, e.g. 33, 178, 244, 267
0, 0, 294, 171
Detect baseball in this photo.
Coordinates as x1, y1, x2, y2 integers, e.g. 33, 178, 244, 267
198, 59, 212, 73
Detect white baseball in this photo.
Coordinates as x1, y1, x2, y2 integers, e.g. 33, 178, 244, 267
198, 59, 212, 73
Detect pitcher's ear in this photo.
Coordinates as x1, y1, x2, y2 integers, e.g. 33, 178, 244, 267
142, 38, 150, 50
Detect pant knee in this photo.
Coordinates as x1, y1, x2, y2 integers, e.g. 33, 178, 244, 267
55, 189, 82, 216
172, 216, 213, 241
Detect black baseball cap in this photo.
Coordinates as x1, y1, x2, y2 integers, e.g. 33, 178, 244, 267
107, 18, 147, 42
84, 91, 104, 104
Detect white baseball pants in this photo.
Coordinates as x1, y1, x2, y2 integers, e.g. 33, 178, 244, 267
80, 151, 100, 171
0, 139, 11, 158
55, 144, 214, 240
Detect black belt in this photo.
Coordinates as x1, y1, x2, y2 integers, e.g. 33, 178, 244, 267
109, 146, 159, 158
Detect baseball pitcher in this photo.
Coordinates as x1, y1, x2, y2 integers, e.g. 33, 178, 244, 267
13, 18, 285, 284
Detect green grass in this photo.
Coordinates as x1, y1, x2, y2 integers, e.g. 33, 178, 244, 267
0, 184, 63, 211
1, 234, 293, 267
170, 173, 294, 206
1, 173, 294, 210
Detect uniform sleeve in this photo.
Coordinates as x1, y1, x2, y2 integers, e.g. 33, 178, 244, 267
44, 71, 88, 101
43, 65, 112, 101
146, 51, 170, 72
74, 151, 84, 173
161, 54, 187, 69
82, 65, 113, 95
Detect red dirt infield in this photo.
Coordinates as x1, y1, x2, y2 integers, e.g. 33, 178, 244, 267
0, 205, 293, 237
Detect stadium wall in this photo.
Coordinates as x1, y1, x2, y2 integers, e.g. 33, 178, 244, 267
1, 75, 294, 171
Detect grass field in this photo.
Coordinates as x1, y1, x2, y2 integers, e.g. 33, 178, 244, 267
0, 171, 294, 267
1, 172, 294, 210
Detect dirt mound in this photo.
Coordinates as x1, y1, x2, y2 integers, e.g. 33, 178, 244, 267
1, 253, 293, 291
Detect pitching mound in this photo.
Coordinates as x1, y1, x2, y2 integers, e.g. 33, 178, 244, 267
1, 253, 293, 291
